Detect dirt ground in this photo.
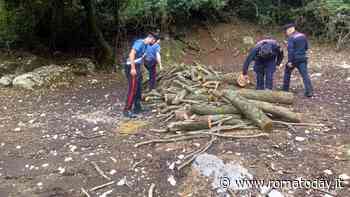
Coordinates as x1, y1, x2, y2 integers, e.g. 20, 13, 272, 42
0, 23, 349, 197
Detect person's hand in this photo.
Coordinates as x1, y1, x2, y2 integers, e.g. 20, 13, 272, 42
242, 74, 249, 80
278, 64, 284, 69
159, 64, 163, 71
130, 67, 137, 76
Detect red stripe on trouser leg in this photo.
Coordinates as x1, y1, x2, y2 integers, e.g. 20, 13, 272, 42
125, 75, 137, 111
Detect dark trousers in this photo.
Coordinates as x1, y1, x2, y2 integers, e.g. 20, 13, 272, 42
144, 60, 157, 90
255, 68, 274, 90
124, 64, 143, 112
283, 62, 313, 94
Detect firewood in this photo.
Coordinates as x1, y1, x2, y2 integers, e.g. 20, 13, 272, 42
214, 90, 273, 132
237, 89, 294, 104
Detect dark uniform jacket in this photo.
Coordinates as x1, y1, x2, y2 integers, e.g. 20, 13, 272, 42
243, 39, 284, 75
287, 32, 309, 64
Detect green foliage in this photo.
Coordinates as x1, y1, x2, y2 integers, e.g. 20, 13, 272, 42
297, 0, 350, 48
120, 0, 227, 27
0, 0, 349, 50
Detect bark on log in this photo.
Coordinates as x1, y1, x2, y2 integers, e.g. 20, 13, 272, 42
168, 121, 210, 132
168, 114, 247, 132
217, 90, 273, 132
237, 89, 294, 104
248, 100, 301, 123
173, 89, 188, 105
190, 104, 240, 115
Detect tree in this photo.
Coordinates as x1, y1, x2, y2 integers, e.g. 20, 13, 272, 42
81, 0, 114, 68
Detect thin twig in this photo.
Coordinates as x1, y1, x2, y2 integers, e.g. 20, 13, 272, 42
195, 132, 269, 139
272, 121, 325, 127
150, 128, 168, 133
134, 135, 210, 148
148, 183, 156, 197
89, 181, 115, 192
177, 137, 217, 170
163, 113, 175, 122
91, 161, 111, 180
81, 188, 91, 197
211, 116, 233, 126
132, 159, 146, 169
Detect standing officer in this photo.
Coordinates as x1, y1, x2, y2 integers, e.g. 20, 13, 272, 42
144, 36, 162, 91
242, 37, 284, 90
282, 23, 313, 97
123, 33, 157, 118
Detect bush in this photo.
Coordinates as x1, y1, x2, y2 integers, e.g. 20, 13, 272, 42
297, 0, 350, 49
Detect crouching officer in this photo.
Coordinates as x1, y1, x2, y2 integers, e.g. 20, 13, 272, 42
242, 38, 284, 90
282, 23, 313, 97
123, 33, 157, 118
144, 35, 162, 90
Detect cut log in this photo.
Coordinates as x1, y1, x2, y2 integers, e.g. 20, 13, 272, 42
190, 104, 240, 115
167, 121, 210, 132
237, 89, 294, 104
168, 114, 247, 132
173, 89, 188, 105
248, 100, 301, 123
215, 90, 273, 132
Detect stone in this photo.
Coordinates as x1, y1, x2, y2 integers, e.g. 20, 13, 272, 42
192, 153, 252, 192
13, 65, 72, 90
0, 74, 16, 87
0, 61, 21, 75
243, 36, 255, 45
268, 189, 284, 197
13, 72, 44, 90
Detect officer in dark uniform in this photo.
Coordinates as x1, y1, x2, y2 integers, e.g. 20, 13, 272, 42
242, 38, 284, 90
282, 23, 313, 97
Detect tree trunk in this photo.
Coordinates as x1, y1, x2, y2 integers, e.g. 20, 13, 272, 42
190, 104, 240, 115
49, 0, 64, 51
82, 0, 114, 68
247, 100, 301, 123
216, 90, 273, 132
237, 89, 294, 104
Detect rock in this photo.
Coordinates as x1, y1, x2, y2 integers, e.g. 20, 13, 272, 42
167, 175, 177, 186
339, 173, 350, 180
18, 56, 48, 73
70, 58, 96, 75
192, 153, 253, 192
13, 72, 44, 90
13, 65, 72, 90
311, 73, 322, 78
295, 136, 306, 142
0, 74, 16, 87
0, 61, 21, 75
267, 189, 284, 197
243, 36, 254, 45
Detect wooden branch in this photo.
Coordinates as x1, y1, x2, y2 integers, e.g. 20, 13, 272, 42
89, 181, 115, 192
177, 137, 216, 170
272, 121, 324, 127
148, 183, 156, 197
248, 100, 301, 123
134, 135, 210, 148
214, 90, 273, 132
81, 188, 91, 197
237, 89, 294, 105
91, 161, 111, 180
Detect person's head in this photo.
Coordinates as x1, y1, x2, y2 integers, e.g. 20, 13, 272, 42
144, 32, 160, 45
283, 23, 296, 36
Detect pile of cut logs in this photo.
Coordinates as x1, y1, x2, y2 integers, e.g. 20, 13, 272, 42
142, 63, 300, 133
134, 63, 324, 171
